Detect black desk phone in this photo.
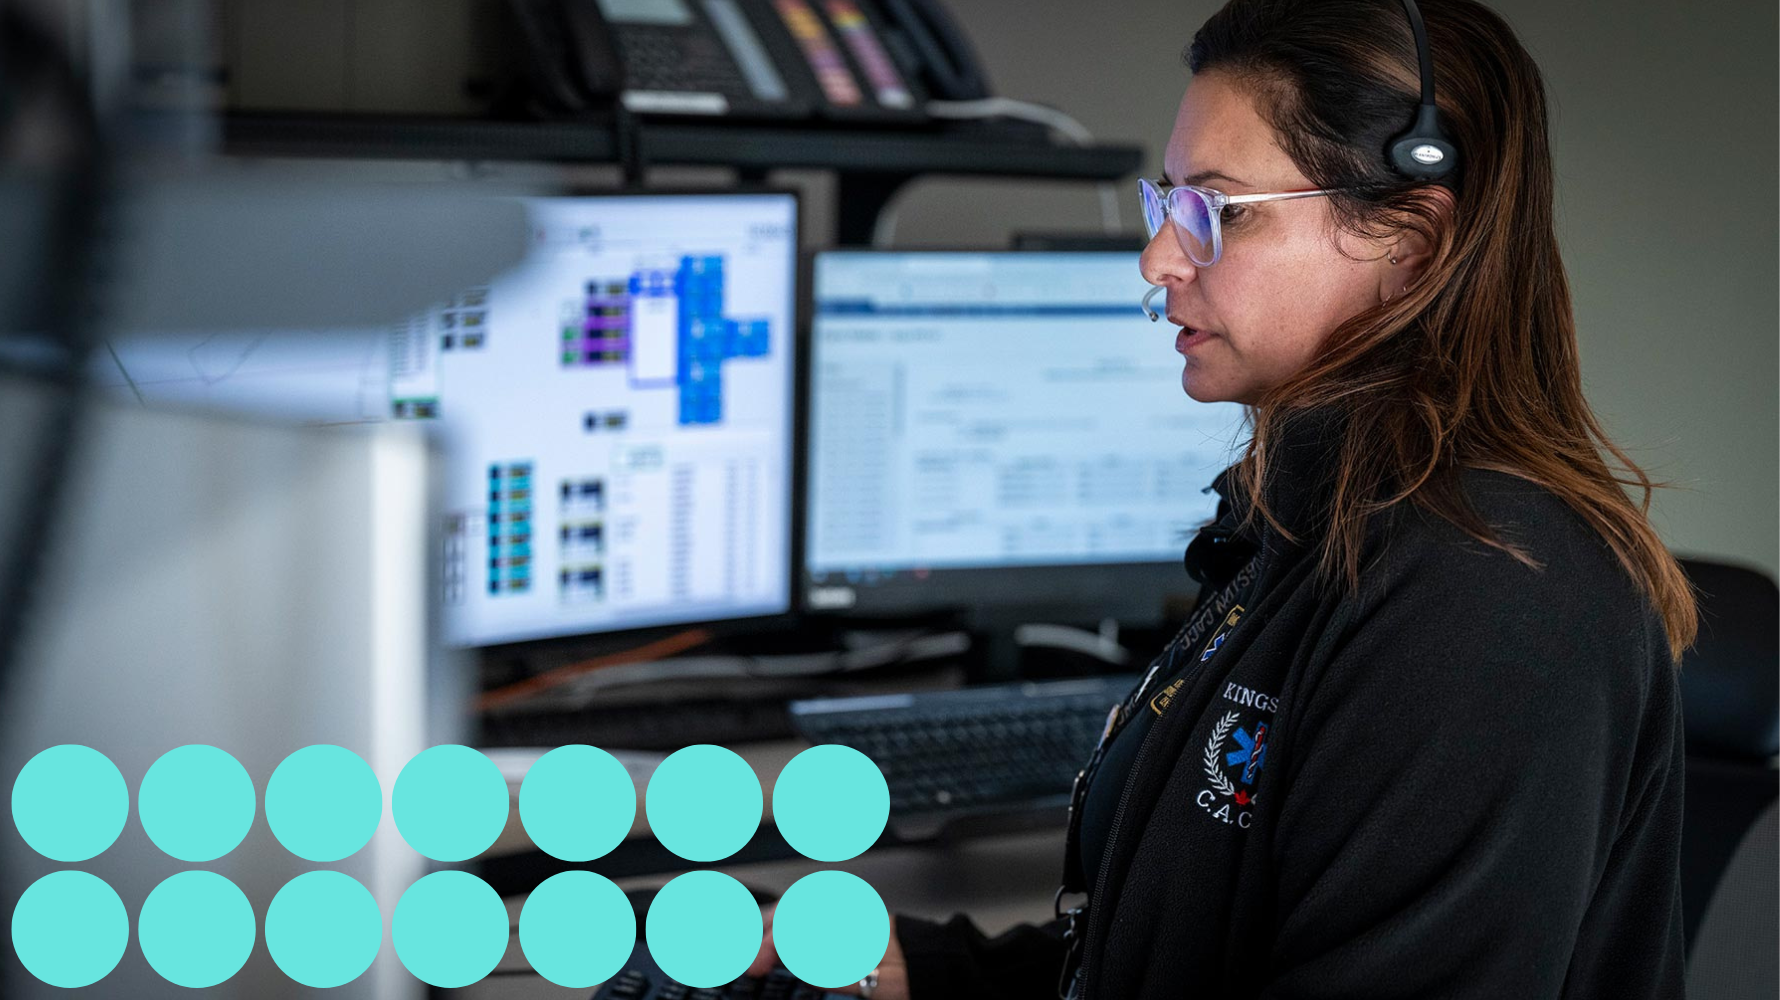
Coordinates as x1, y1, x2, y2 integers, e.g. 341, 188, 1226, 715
502, 0, 990, 122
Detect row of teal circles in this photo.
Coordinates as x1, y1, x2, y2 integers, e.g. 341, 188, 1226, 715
12, 742, 890, 864
14, 867, 888, 989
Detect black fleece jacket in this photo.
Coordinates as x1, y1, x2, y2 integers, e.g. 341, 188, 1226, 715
892, 410, 1687, 1000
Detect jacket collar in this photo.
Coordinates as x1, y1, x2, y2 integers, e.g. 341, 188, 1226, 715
1235, 405, 1348, 543
1187, 406, 1348, 584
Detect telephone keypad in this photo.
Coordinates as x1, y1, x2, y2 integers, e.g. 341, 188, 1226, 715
617, 27, 753, 96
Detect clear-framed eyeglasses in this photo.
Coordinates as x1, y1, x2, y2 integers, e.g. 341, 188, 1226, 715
1138, 176, 1344, 267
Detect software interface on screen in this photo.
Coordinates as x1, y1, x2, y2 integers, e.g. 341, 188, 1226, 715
96, 193, 800, 647
806, 252, 1247, 597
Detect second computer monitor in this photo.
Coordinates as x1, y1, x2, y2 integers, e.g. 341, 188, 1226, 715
805, 251, 1247, 622
95, 191, 801, 648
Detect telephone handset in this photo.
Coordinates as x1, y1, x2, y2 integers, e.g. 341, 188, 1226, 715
878, 0, 990, 102
497, 0, 992, 122
502, 0, 626, 115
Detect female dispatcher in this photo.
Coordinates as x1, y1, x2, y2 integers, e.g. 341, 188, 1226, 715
750, 0, 1698, 995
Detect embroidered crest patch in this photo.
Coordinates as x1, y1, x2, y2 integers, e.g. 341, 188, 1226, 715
1196, 706, 1273, 827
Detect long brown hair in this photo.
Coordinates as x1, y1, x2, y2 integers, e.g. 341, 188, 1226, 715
1187, 0, 1698, 660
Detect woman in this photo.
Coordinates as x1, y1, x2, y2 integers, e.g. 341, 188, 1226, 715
751, 0, 1697, 995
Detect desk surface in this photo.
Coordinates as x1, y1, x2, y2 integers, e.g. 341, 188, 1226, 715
461, 740, 1069, 997
483, 740, 815, 858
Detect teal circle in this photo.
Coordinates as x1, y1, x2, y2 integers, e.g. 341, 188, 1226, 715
11, 871, 128, 987
12, 745, 128, 862
266, 871, 383, 988
266, 745, 383, 862
138, 744, 256, 862
518, 871, 635, 987
771, 871, 889, 989
392, 871, 508, 987
772, 745, 889, 862
520, 745, 635, 862
138, 871, 256, 988
643, 871, 761, 987
392, 745, 508, 862
644, 745, 761, 862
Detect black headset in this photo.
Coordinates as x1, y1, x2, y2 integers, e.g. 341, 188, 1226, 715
1389, 0, 1459, 187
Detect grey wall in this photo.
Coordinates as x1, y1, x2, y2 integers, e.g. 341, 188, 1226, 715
880, 0, 1779, 579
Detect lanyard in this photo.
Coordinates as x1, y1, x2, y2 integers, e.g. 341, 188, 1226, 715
1054, 549, 1261, 998
1058, 550, 1259, 893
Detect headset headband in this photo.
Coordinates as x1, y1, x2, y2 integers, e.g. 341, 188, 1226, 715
1387, 0, 1459, 187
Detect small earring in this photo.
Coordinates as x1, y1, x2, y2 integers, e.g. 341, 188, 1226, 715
1389, 254, 1399, 265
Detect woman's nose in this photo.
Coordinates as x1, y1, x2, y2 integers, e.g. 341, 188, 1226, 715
1139, 226, 1196, 289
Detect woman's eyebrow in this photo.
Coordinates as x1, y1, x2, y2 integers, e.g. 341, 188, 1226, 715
1183, 168, 1245, 187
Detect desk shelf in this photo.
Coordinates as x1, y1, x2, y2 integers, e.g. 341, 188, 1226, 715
158, 111, 1145, 245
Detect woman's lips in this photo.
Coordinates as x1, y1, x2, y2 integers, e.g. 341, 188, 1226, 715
1176, 327, 1217, 352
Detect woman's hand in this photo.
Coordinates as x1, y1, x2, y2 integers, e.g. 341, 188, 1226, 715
746, 901, 911, 999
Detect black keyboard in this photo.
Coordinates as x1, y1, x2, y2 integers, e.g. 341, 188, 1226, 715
593, 944, 853, 1000
787, 675, 1137, 840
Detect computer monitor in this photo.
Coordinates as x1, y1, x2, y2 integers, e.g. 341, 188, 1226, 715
804, 250, 1247, 624
94, 191, 801, 648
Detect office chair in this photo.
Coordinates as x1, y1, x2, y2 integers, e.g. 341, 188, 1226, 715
1674, 558, 1777, 999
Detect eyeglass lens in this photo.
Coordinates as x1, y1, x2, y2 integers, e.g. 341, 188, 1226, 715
1139, 181, 1217, 267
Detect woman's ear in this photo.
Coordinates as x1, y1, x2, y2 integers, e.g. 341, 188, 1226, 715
1381, 185, 1454, 297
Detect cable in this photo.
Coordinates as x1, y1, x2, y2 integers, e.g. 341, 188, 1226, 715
478, 628, 973, 714
476, 627, 715, 712
871, 97, 1124, 247
925, 97, 1096, 144
1011, 622, 1131, 666
103, 340, 145, 403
